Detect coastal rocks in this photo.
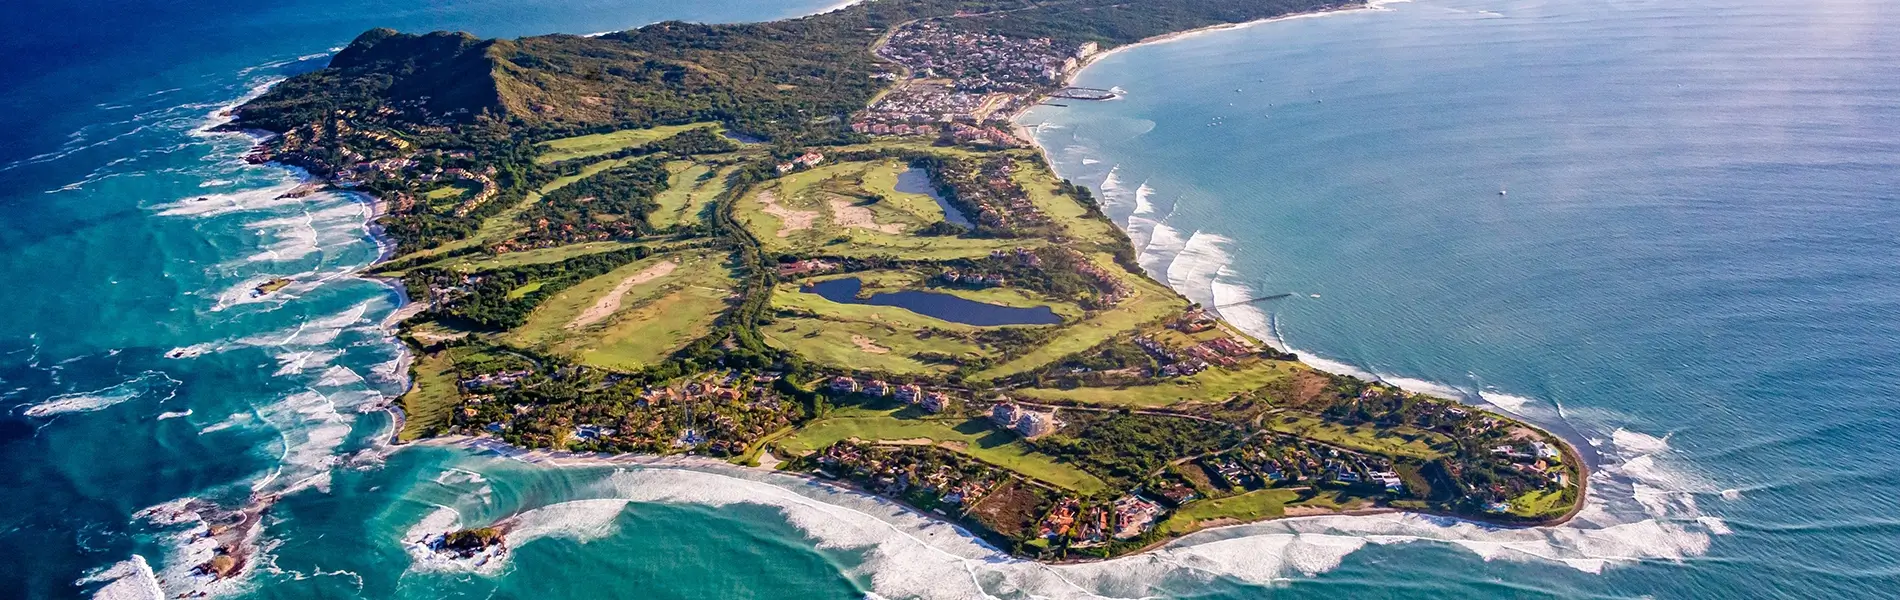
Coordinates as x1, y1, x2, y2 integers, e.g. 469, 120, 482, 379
439, 526, 506, 557
409, 519, 515, 571
133, 496, 273, 585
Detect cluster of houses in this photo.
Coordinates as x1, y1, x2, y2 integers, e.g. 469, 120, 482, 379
856, 83, 994, 133
827, 376, 954, 413
1491, 439, 1568, 487
813, 441, 1000, 510
849, 121, 941, 137
853, 22, 1098, 143
1205, 435, 1405, 494
945, 122, 1026, 148
876, 22, 1089, 93
775, 151, 826, 174
988, 401, 1057, 437
1055, 248, 1131, 308
935, 267, 1006, 287
990, 247, 1044, 267
1132, 329, 1260, 378
463, 370, 800, 456
459, 369, 533, 391
1172, 308, 1219, 333
776, 258, 838, 278
935, 157, 1050, 231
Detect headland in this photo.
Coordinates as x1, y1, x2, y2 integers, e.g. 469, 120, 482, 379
210, 0, 1585, 576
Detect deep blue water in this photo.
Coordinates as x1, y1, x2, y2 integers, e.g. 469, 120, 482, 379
2, 0, 1896, 598
895, 167, 974, 228
808, 277, 1062, 326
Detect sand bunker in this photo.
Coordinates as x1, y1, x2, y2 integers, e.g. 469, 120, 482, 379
851, 334, 891, 354
567, 260, 678, 329
757, 190, 817, 237
829, 198, 904, 233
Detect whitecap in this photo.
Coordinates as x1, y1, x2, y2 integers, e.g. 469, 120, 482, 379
78, 556, 164, 600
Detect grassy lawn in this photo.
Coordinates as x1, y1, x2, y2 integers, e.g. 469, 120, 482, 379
737, 163, 1029, 260
1509, 488, 1569, 518
778, 404, 1107, 494
1263, 413, 1453, 460
975, 253, 1186, 380
435, 241, 646, 273
533, 122, 722, 164
503, 250, 734, 370
381, 157, 638, 271
649, 161, 730, 229
1012, 360, 1293, 408
837, 269, 1086, 320
572, 283, 730, 370
1159, 488, 1301, 535
397, 351, 461, 441
1010, 158, 1123, 247
761, 314, 990, 375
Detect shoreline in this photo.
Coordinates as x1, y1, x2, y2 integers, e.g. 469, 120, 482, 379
419, 431, 1580, 571
240, 0, 1585, 572
1000, 0, 1595, 528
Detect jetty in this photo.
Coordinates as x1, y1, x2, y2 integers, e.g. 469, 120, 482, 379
1050, 87, 1119, 101
1213, 293, 1293, 308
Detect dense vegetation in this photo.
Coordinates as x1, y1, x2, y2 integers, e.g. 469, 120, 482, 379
407, 245, 653, 329
518, 158, 671, 244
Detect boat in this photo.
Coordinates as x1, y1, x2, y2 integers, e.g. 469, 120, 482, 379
251, 278, 292, 298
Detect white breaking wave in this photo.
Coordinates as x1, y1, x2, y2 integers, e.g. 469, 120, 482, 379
79, 556, 164, 600
399, 451, 1729, 600
22, 371, 177, 418
1131, 180, 1157, 216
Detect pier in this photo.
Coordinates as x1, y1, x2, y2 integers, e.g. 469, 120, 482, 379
1213, 293, 1292, 308
1050, 86, 1119, 101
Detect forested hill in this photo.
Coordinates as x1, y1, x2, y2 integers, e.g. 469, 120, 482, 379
233, 0, 1349, 143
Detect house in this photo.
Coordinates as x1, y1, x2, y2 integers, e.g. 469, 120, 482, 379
921, 391, 949, 413
793, 151, 825, 168
829, 376, 860, 394
1014, 411, 1055, 437
895, 384, 922, 404
990, 402, 1020, 426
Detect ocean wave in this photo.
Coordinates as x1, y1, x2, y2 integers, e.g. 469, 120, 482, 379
21, 371, 178, 418
78, 556, 164, 600
398, 449, 1729, 600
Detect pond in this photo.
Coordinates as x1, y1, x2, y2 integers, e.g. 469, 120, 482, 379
894, 167, 973, 228
805, 277, 1061, 326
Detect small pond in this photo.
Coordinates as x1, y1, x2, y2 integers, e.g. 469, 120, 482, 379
894, 167, 973, 228
806, 277, 1061, 326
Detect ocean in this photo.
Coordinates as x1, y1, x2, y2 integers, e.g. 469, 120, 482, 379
1, 0, 1894, 598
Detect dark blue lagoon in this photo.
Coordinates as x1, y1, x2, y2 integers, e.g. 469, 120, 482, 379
895, 167, 973, 227
806, 278, 1060, 326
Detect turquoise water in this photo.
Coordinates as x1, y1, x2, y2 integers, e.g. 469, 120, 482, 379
3, 0, 1896, 598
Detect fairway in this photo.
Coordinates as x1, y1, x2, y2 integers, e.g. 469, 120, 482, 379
1013, 360, 1293, 408
649, 161, 730, 229
1158, 488, 1300, 535
380, 156, 639, 270
761, 314, 991, 375
737, 162, 1028, 259
398, 351, 461, 441
504, 249, 735, 370
975, 252, 1187, 380
777, 404, 1107, 494
1264, 413, 1452, 460
534, 122, 723, 164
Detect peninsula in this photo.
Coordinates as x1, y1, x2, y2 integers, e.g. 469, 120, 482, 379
225, 0, 1584, 568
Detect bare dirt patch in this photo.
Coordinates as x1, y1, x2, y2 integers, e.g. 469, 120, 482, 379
851, 334, 892, 354
567, 260, 678, 329
829, 197, 904, 233
757, 189, 817, 237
